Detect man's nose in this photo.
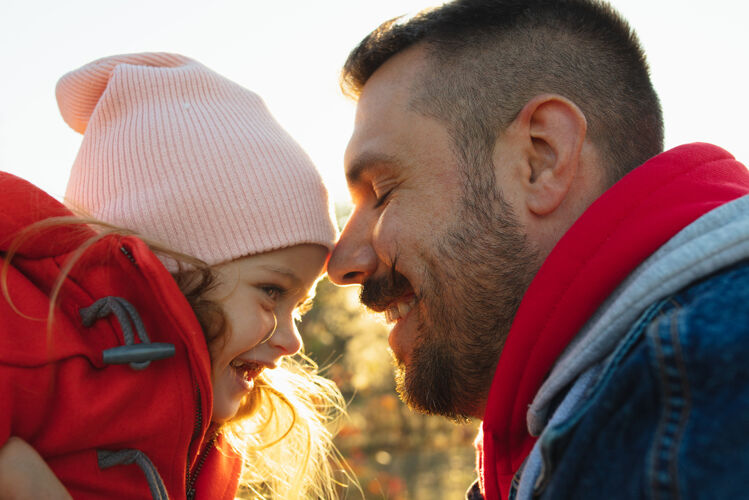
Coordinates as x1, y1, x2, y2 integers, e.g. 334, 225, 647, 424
327, 210, 377, 286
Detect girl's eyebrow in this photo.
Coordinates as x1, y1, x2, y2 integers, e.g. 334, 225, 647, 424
260, 265, 302, 288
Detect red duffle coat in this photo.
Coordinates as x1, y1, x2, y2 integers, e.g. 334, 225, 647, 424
0, 172, 241, 499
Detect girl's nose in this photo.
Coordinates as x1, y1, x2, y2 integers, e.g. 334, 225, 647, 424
268, 317, 302, 356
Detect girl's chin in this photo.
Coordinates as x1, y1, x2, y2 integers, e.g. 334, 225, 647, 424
211, 371, 257, 422
211, 398, 242, 424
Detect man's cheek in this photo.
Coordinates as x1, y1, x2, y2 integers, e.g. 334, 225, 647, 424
372, 213, 402, 254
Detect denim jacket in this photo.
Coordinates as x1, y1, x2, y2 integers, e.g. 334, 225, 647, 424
469, 255, 749, 500
517, 259, 749, 499
511, 193, 749, 499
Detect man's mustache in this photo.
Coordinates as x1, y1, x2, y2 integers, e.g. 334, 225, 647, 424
360, 264, 412, 312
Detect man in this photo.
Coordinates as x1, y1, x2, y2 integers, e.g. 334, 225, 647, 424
326, 0, 749, 498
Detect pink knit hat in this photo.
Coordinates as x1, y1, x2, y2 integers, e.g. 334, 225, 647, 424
56, 52, 337, 266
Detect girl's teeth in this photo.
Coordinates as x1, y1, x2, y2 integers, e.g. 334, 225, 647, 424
231, 360, 262, 384
231, 360, 260, 371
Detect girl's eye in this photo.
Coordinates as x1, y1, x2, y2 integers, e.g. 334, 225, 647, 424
261, 285, 285, 300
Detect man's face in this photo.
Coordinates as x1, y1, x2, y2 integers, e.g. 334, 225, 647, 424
327, 48, 539, 420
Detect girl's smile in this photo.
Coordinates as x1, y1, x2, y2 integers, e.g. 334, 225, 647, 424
206, 244, 328, 423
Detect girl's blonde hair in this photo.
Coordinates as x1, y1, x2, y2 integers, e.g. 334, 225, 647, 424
2, 216, 355, 499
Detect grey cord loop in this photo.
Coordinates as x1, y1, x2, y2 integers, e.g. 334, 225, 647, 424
80, 296, 175, 370
81, 296, 149, 343
259, 310, 278, 344
98, 449, 169, 500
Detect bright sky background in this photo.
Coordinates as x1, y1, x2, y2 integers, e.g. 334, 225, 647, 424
1, 0, 747, 204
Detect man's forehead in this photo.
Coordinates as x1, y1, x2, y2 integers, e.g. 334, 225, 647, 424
356, 47, 427, 113
343, 98, 403, 183
344, 151, 400, 185
344, 50, 428, 180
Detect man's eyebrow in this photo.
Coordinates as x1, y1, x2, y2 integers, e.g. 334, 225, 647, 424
346, 152, 400, 185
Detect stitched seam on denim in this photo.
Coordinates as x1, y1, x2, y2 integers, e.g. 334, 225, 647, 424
590, 299, 667, 396
523, 301, 668, 499
649, 313, 668, 500
649, 300, 688, 500
667, 302, 692, 499
542, 299, 667, 448
567, 232, 749, 373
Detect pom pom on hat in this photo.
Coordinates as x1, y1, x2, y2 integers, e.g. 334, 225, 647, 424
57, 52, 337, 266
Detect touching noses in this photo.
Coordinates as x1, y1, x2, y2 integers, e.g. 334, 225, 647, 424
327, 209, 377, 286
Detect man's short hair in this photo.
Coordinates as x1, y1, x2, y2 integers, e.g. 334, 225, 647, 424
341, 0, 664, 187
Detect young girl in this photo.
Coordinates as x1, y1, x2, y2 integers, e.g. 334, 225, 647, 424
0, 53, 347, 499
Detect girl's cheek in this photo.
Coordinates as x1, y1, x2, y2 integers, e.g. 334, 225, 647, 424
255, 306, 277, 341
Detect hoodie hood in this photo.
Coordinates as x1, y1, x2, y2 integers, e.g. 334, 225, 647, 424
528, 191, 749, 436
477, 143, 749, 500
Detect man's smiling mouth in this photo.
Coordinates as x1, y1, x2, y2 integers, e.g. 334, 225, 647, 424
360, 260, 415, 316
384, 297, 416, 323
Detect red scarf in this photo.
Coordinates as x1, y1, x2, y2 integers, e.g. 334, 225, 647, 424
477, 143, 749, 499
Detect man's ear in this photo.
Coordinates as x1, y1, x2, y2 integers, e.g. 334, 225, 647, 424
501, 94, 587, 216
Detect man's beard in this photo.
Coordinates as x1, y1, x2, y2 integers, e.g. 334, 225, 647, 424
362, 186, 539, 421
